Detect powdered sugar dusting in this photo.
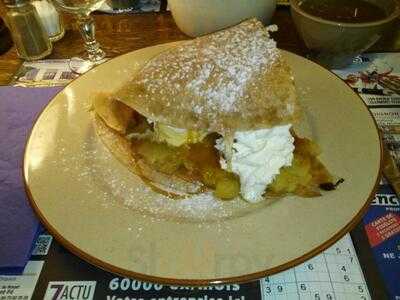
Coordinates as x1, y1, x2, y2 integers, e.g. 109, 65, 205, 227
173, 192, 231, 219
139, 19, 280, 114
53, 134, 254, 229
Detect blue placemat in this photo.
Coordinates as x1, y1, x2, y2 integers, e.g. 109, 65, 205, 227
0, 86, 61, 274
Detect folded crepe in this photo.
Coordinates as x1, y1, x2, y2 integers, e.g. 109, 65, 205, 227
114, 18, 300, 134
92, 19, 326, 199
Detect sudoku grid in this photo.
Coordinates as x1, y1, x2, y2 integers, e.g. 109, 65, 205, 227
260, 234, 371, 300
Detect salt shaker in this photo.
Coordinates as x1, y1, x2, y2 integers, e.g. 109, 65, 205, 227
0, 17, 13, 55
3, 0, 52, 61
32, 0, 65, 42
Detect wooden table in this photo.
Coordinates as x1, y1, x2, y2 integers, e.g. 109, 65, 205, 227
0, 8, 307, 84
0, 6, 398, 298
1, 7, 399, 85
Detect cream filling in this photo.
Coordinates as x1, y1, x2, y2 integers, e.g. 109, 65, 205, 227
216, 125, 295, 203
153, 123, 207, 147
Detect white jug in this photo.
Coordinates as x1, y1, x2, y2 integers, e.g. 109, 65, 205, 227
169, 0, 277, 37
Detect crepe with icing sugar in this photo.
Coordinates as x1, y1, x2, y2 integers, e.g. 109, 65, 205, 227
93, 19, 336, 202
114, 18, 301, 134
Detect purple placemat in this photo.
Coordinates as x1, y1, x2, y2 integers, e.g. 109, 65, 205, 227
0, 86, 62, 274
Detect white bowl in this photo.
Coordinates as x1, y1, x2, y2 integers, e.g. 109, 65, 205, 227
169, 0, 277, 37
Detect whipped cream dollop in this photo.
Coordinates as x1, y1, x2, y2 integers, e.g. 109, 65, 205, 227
216, 125, 294, 203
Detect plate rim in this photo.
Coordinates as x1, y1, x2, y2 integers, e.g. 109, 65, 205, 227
23, 43, 383, 286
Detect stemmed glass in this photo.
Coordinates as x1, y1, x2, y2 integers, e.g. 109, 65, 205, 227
52, 0, 106, 73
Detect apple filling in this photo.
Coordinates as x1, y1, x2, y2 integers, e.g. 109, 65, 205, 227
125, 110, 334, 200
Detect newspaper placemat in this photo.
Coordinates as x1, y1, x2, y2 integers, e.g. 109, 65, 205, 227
1, 227, 373, 299
26, 233, 370, 300
333, 53, 400, 300
333, 53, 400, 168
11, 59, 79, 87
334, 54, 400, 107
0, 261, 44, 300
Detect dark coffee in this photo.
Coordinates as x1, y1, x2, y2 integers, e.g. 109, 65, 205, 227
299, 0, 388, 23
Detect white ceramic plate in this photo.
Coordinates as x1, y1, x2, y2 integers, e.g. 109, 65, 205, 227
24, 42, 381, 285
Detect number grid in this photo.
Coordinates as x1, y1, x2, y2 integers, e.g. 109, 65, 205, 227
261, 234, 371, 300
